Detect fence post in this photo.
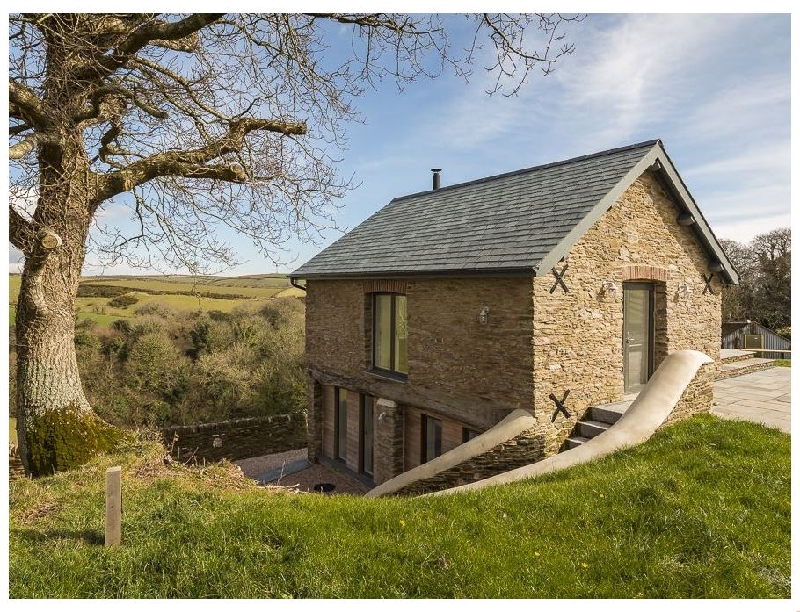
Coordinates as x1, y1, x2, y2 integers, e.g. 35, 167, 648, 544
105, 466, 122, 547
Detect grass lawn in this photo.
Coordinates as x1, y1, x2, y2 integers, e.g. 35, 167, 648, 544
773, 359, 790, 367
9, 415, 790, 598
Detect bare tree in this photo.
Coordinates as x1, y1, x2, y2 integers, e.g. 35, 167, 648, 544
9, 13, 583, 476
720, 228, 791, 330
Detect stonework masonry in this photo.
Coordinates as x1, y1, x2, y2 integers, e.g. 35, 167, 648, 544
304, 169, 721, 487
532, 170, 721, 454
162, 413, 307, 463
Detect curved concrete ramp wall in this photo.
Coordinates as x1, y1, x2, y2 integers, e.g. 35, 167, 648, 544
366, 409, 539, 498
429, 349, 713, 497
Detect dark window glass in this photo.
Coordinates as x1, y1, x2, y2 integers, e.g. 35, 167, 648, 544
372, 293, 408, 376
462, 428, 480, 443
361, 395, 374, 476
423, 415, 442, 463
336, 388, 347, 461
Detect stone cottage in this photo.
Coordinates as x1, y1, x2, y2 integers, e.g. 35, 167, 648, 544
290, 140, 738, 488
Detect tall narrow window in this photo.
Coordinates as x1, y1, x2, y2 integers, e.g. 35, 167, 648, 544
335, 388, 347, 461
372, 293, 407, 376
422, 415, 442, 463
360, 395, 374, 476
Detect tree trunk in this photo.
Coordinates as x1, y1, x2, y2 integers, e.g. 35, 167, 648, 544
14, 139, 120, 477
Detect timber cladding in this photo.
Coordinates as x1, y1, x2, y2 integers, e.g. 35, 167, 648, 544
161, 413, 307, 463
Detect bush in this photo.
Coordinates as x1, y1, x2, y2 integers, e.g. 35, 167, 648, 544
134, 302, 173, 318
108, 293, 139, 308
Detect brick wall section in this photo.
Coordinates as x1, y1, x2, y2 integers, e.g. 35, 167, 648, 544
307, 379, 324, 463
374, 399, 404, 485
389, 427, 546, 496
162, 413, 307, 463
532, 170, 722, 455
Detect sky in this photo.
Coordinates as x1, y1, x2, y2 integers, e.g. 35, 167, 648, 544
6, 12, 793, 277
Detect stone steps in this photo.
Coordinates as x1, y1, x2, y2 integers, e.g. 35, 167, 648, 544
716, 357, 775, 380
562, 398, 634, 450
720, 349, 757, 364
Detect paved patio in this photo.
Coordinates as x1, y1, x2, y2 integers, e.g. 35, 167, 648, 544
712, 367, 790, 433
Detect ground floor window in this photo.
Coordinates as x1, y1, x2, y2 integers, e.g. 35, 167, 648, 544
422, 415, 442, 463
335, 388, 347, 461
462, 428, 480, 443
360, 395, 375, 476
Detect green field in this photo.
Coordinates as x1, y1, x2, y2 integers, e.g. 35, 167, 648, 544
9, 274, 302, 327
8, 415, 791, 598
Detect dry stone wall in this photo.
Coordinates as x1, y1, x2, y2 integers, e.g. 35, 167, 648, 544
162, 413, 307, 463
389, 427, 546, 496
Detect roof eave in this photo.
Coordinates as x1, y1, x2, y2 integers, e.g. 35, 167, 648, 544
290, 266, 537, 281
535, 141, 739, 285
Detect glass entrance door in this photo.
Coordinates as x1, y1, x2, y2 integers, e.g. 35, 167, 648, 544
623, 283, 654, 394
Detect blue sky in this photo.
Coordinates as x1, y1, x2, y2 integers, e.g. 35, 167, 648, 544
8, 13, 792, 276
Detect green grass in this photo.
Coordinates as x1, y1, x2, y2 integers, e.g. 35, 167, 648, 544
10, 417, 17, 446
9, 415, 790, 598
773, 359, 790, 367
10, 274, 299, 328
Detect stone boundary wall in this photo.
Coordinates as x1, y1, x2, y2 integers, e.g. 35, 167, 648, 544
661, 362, 715, 427
715, 363, 775, 381
162, 413, 307, 463
388, 428, 546, 496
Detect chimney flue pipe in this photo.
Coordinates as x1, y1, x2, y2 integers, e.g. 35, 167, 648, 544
432, 168, 442, 190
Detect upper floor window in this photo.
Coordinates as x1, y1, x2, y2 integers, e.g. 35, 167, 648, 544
372, 293, 407, 376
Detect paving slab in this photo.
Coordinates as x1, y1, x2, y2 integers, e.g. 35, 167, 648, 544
712, 367, 790, 433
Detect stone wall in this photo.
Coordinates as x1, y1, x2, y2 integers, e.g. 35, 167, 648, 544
532, 170, 722, 455
389, 427, 546, 496
304, 169, 723, 483
305, 276, 534, 428
162, 413, 307, 463
662, 362, 715, 426
306, 276, 535, 481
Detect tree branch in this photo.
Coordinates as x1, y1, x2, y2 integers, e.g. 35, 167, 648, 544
10, 134, 43, 159
9, 80, 53, 130
9, 205, 36, 252
91, 13, 226, 76
94, 117, 306, 202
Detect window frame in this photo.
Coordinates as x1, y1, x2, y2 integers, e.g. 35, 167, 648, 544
421, 414, 442, 464
462, 428, 480, 443
371, 292, 407, 377
334, 387, 347, 462
359, 395, 375, 477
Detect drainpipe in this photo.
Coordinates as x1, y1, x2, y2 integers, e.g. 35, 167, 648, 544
289, 277, 306, 292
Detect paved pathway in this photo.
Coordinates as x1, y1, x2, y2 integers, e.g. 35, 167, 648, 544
712, 367, 790, 433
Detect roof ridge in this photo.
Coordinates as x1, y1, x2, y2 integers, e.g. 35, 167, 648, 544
390, 139, 661, 203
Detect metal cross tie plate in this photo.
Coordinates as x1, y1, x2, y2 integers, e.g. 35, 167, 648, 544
550, 264, 569, 294
549, 390, 571, 422
702, 273, 715, 295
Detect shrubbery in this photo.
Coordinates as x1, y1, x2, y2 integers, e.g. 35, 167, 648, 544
69, 297, 307, 428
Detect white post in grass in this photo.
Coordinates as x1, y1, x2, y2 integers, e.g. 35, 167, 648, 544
105, 466, 122, 547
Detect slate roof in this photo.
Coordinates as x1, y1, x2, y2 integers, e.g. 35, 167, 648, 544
292, 140, 737, 283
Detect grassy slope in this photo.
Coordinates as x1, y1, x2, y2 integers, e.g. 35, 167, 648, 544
9, 415, 790, 598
